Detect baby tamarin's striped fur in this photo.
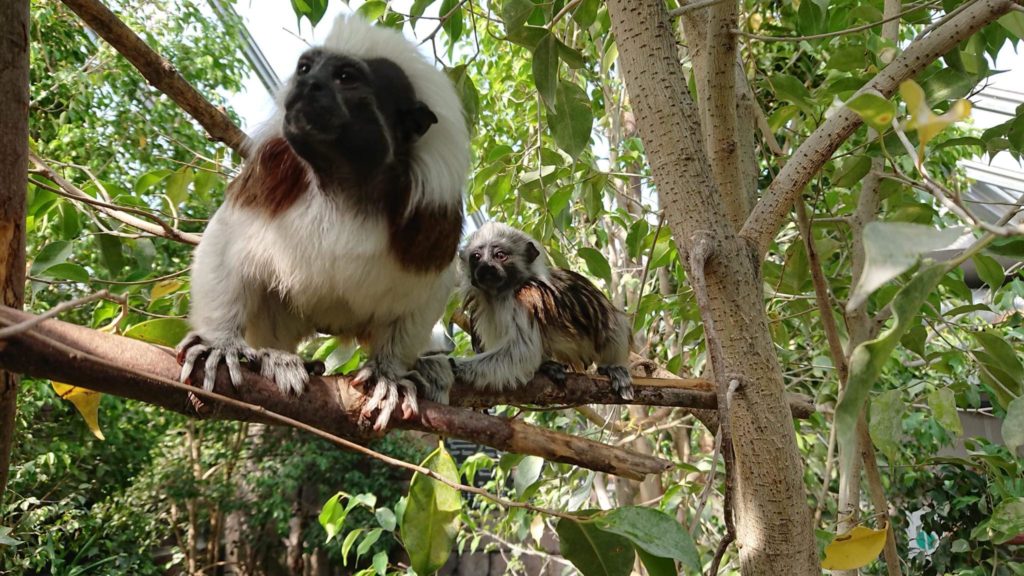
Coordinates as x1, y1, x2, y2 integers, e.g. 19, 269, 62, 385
454, 223, 634, 399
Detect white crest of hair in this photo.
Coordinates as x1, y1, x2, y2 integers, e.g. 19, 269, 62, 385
332, 15, 469, 210
247, 15, 469, 214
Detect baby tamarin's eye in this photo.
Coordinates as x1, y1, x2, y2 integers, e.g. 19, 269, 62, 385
493, 250, 508, 262
470, 251, 482, 262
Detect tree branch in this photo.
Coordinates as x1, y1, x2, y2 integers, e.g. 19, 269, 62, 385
29, 152, 202, 245
0, 307, 679, 480
60, 0, 250, 156
740, 0, 1021, 257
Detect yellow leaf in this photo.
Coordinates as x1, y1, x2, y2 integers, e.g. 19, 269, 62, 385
821, 523, 888, 570
51, 381, 105, 440
530, 514, 545, 545
899, 80, 972, 158
150, 279, 184, 302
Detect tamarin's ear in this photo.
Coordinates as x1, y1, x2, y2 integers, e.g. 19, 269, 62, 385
404, 102, 438, 138
524, 242, 540, 263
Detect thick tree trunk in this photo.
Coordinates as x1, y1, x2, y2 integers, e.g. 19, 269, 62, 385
0, 0, 30, 512
606, 1, 820, 574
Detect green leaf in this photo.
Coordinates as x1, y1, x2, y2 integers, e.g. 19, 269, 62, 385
440, 0, 464, 45
572, 0, 599, 28
123, 318, 190, 347
549, 80, 593, 158
319, 493, 347, 543
636, 548, 676, 576
846, 93, 896, 132
592, 507, 701, 572
96, 234, 125, 274
837, 263, 949, 482
919, 67, 976, 102
556, 517, 634, 576
375, 507, 397, 532
372, 551, 388, 575
0, 526, 22, 547
558, 39, 585, 69
38, 262, 89, 283
869, 389, 904, 463
1002, 396, 1024, 454
165, 167, 193, 208
832, 155, 872, 188
291, 0, 329, 26
532, 33, 559, 110
513, 455, 544, 497
770, 74, 814, 116
998, 11, 1024, 38
134, 169, 172, 195
578, 247, 611, 285
986, 236, 1024, 259
928, 387, 963, 437
341, 528, 364, 565
985, 498, 1024, 544
357, 528, 383, 558
900, 324, 927, 358
848, 222, 964, 311
401, 445, 462, 576
501, 0, 534, 33
973, 331, 1024, 390
973, 254, 1004, 290
446, 65, 480, 130
29, 241, 73, 276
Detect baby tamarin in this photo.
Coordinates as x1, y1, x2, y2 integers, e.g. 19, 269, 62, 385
453, 222, 634, 399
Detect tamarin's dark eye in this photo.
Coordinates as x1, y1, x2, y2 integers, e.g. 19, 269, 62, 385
493, 251, 508, 262
297, 62, 311, 75
334, 67, 360, 86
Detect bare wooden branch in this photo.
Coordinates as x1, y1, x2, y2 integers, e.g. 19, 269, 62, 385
740, 0, 1021, 257
0, 0, 30, 512
60, 0, 250, 156
29, 153, 202, 245
0, 307, 673, 480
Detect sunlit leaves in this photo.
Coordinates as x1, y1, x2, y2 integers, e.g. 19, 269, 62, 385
500, 0, 534, 33
846, 93, 895, 132
122, 318, 190, 347
847, 222, 964, 311
821, 524, 889, 570
977, 498, 1024, 544
593, 507, 701, 573
900, 79, 972, 158
446, 65, 480, 130
51, 382, 105, 440
401, 444, 462, 576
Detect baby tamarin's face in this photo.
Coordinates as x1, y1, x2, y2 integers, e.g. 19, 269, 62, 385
461, 223, 542, 296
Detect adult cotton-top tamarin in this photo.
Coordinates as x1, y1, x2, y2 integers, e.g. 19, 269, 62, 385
178, 16, 468, 430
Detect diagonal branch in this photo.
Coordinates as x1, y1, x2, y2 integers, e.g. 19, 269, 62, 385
740, 0, 1021, 257
60, 0, 250, 156
29, 152, 202, 245
0, 306, 676, 480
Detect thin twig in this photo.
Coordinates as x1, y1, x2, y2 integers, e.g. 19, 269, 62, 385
690, 426, 723, 536
0, 291, 121, 340
669, 0, 731, 18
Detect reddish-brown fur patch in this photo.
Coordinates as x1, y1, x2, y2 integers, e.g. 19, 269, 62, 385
389, 202, 463, 273
227, 137, 312, 215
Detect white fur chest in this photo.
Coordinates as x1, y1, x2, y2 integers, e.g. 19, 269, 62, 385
230, 192, 452, 328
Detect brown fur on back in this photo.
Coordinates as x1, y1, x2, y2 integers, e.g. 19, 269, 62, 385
515, 269, 619, 352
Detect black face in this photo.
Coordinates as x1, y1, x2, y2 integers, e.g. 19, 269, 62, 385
465, 240, 540, 295
282, 49, 437, 179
